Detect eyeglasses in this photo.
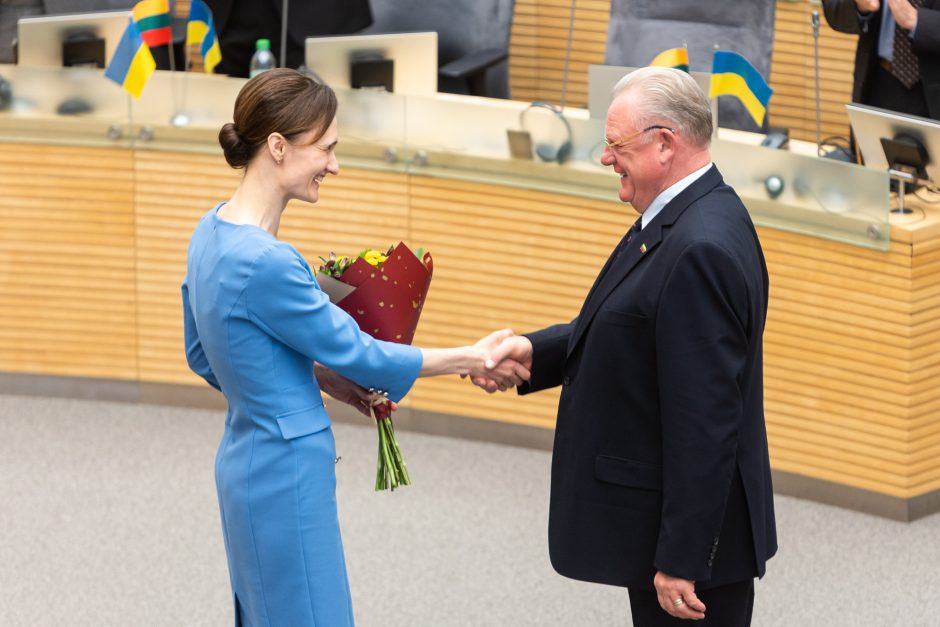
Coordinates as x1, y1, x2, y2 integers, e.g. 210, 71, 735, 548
604, 125, 674, 150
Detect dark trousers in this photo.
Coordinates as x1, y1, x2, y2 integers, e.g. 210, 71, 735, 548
628, 579, 755, 627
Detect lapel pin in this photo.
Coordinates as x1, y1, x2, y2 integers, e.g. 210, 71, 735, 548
640, 243, 647, 254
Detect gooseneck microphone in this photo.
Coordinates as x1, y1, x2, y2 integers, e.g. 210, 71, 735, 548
280, 0, 289, 68
812, 10, 822, 155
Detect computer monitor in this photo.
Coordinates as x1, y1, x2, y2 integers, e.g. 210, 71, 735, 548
17, 10, 131, 68
588, 64, 712, 119
304, 32, 438, 97
847, 103, 940, 185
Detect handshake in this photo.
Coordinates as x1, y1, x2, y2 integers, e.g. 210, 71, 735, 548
461, 329, 534, 394
317, 329, 535, 418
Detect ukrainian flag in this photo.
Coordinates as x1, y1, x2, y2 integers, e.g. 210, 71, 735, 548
132, 0, 171, 48
104, 19, 156, 98
709, 51, 773, 127
187, 0, 222, 73
649, 47, 689, 73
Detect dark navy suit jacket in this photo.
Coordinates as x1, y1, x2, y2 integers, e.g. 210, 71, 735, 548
520, 165, 777, 589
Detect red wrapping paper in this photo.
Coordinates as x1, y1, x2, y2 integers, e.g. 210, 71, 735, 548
316, 242, 433, 346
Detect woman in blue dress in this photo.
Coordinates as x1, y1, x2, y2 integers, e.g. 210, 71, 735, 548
182, 69, 525, 626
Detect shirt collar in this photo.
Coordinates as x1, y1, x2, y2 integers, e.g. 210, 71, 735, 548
640, 162, 713, 230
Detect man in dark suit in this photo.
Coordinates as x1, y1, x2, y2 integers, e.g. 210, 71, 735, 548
823, 0, 940, 120
476, 67, 776, 625
205, 0, 373, 77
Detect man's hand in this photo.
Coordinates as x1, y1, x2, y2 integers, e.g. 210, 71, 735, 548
855, 0, 880, 14
888, 0, 917, 30
653, 570, 706, 620
465, 329, 531, 392
464, 331, 533, 393
314, 364, 398, 418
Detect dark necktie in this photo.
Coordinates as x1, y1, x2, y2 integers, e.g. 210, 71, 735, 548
616, 217, 643, 257
891, 0, 922, 89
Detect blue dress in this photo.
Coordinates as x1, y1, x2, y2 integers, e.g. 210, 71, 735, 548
182, 205, 422, 626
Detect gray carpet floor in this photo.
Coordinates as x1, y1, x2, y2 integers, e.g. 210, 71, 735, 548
1, 393, 936, 626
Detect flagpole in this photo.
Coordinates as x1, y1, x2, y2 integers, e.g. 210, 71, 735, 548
711, 43, 719, 139
171, 32, 191, 126
127, 93, 134, 145
280, 0, 289, 68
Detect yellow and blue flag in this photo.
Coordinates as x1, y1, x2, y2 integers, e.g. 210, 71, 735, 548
709, 51, 773, 127
187, 0, 222, 73
649, 47, 689, 73
104, 18, 156, 98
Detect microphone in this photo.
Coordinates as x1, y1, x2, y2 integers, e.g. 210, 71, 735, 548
811, 10, 822, 155
280, 0, 290, 68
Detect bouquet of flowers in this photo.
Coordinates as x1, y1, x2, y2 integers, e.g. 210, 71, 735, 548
317, 242, 433, 491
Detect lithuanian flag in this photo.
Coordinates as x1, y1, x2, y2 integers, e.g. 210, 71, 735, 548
105, 19, 156, 98
709, 51, 773, 127
132, 0, 171, 48
649, 47, 689, 73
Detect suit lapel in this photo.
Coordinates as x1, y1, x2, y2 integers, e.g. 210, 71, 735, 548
566, 165, 723, 357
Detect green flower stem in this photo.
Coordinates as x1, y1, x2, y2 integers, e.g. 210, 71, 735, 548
373, 414, 411, 491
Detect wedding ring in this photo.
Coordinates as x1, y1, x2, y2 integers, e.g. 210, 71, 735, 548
672, 597, 685, 607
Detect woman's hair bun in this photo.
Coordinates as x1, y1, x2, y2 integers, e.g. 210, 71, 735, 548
219, 122, 253, 169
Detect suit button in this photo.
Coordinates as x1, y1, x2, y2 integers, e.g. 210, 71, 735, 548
707, 559, 713, 567
562, 375, 571, 386
713, 538, 719, 546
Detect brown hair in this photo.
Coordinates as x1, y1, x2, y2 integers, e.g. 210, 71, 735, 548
219, 68, 338, 169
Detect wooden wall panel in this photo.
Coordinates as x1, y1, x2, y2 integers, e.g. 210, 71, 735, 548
756, 224, 940, 498
3, 135, 940, 499
0, 144, 137, 380
510, 0, 612, 107
134, 150, 239, 386
769, 2, 858, 143
407, 176, 625, 427
509, 0, 858, 142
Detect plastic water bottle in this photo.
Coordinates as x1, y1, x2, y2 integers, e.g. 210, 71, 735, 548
249, 39, 276, 78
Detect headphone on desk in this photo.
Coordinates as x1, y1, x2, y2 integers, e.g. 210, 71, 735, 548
519, 101, 573, 164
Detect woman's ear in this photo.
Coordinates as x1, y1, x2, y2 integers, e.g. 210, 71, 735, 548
267, 132, 286, 165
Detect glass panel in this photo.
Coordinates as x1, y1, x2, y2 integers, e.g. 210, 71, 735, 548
400, 90, 618, 199
0, 64, 892, 251
711, 138, 891, 250
0, 63, 131, 146
331, 87, 407, 173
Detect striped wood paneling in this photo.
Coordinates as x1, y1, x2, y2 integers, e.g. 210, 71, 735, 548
131, 154, 620, 427
510, 0, 611, 107
2, 139, 940, 497
769, 2, 857, 143
759, 227, 940, 498
0, 144, 137, 380
134, 150, 239, 385
183, 0, 856, 143
508, 0, 858, 142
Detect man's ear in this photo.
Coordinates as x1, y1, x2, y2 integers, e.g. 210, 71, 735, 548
657, 129, 676, 163
267, 132, 286, 164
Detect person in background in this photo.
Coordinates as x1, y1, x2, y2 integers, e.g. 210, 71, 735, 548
823, 0, 940, 120
204, 0, 372, 77
183, 68, 527, 625
473, 67, 777, 626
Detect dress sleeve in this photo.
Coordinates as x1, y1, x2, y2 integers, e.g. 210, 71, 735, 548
182, 276, 221, 391
244, 243, 422, 402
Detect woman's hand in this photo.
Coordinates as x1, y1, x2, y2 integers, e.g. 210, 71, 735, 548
469, 329, 531, 391
314, 364, 399, 418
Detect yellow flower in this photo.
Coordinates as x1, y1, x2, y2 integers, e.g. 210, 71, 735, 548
362, 250, 388, 266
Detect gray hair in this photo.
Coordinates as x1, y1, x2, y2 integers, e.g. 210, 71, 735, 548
612, 66, 713, 147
